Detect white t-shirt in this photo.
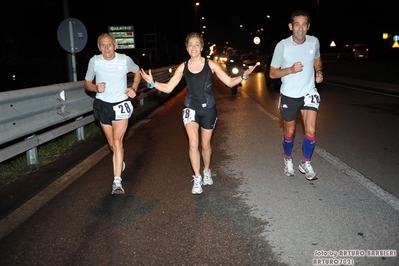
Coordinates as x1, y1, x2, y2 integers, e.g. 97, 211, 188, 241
85, 53, 139, 103
271, 35, 320, 98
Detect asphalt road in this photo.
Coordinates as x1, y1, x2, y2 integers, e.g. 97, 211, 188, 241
0, 72, 398, 266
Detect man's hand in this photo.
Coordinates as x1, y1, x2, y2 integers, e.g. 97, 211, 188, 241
97, 82, 106, 93
315, 71, 323, 83
292, 62, 304, 73
125, 87, 137, 98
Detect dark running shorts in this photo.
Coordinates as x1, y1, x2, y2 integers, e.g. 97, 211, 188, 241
279, 93, 319, 121
182, 105, 218, 129
93, 98, 133, 125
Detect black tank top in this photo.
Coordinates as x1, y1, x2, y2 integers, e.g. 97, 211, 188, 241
183, 59, 215, 109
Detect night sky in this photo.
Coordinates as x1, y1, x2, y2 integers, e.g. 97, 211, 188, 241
68, 0, 398, 49
6, 0, 398, 53
2, 0, 398, 88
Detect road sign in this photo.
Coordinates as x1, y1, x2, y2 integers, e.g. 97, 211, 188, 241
57, 18, 87, 53
57, 18, 87, 82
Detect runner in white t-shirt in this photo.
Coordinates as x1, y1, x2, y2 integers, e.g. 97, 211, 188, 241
84, 33, 141, 195
269, 10, 324, 181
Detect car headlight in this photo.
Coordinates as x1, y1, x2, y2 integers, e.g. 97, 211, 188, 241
232, 67, 239, 75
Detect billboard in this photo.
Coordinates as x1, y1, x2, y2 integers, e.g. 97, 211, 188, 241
108, 25, 135, 49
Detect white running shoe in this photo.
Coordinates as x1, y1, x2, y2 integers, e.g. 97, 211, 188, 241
191, 175, 203, 194
112, 177, 125, 194
203, 169, 213, 185
284, 157, 296, 176
298, 160, 318, 180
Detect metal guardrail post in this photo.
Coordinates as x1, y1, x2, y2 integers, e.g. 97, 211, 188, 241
25, 135, 38, 165
75, 116, 85, 141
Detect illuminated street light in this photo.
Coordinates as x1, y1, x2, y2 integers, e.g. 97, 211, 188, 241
200, 16, 205, 32
195, 2, 200, 31
383, 33, 388, 39
267, 15, 272, 39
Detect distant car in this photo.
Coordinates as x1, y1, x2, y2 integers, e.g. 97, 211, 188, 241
225, 54, 244, 94
240, 53, 262, 71
337, 44, 369, 60
225, 54, 243, 72
212, 54, 228, 64
264, 54, 281, 91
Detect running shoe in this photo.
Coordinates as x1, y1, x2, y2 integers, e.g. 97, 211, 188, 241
191, 175, 203, 194
112, 177, 125, 194
203, 169, 213, 185
284, 157, 296, 176
298, 160, 318, 180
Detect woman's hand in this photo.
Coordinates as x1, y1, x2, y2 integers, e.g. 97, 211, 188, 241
140, 68, 153, 84
243, 65, 257, 77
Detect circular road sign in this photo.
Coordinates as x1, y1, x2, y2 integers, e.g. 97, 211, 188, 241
57, 18, 87, 53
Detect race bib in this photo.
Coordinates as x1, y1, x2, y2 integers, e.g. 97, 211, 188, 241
182, 108, 196, 126
113, 100, 134, 120
304, 90, 321, 109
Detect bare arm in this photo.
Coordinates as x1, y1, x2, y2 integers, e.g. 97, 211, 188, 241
124, 71, 141, 98
84, 79, 105, 93
314, 57, 323, 83
130, 71, 141, 92
140, 63, 185, 94
209, 60, 256, 88
269, 61, 304, 79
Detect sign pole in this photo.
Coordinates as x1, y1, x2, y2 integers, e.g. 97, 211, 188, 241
68, 21, 77, 82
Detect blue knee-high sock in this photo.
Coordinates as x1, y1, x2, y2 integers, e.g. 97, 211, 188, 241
283, 134, 294, 157
303, 135, 316, 161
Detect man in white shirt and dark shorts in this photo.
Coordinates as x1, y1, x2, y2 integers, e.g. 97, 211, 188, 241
84, 33, 141, 194
269, 9, 324, 181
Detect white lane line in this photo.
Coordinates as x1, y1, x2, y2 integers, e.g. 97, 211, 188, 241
316, 147, 399, 212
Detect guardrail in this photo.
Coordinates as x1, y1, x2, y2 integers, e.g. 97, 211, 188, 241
0, 65, 180, 164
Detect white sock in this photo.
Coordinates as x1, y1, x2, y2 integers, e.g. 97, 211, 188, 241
114, 176, 122, 182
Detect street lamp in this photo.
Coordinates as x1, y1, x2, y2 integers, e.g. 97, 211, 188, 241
267, 15, 272, 39
266, 15, 273, 53
195, 2, 200, 31
200, 16, 205, 33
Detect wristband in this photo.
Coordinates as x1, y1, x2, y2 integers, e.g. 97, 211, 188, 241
147, 80, 156, 89
241, 74, 248, 80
